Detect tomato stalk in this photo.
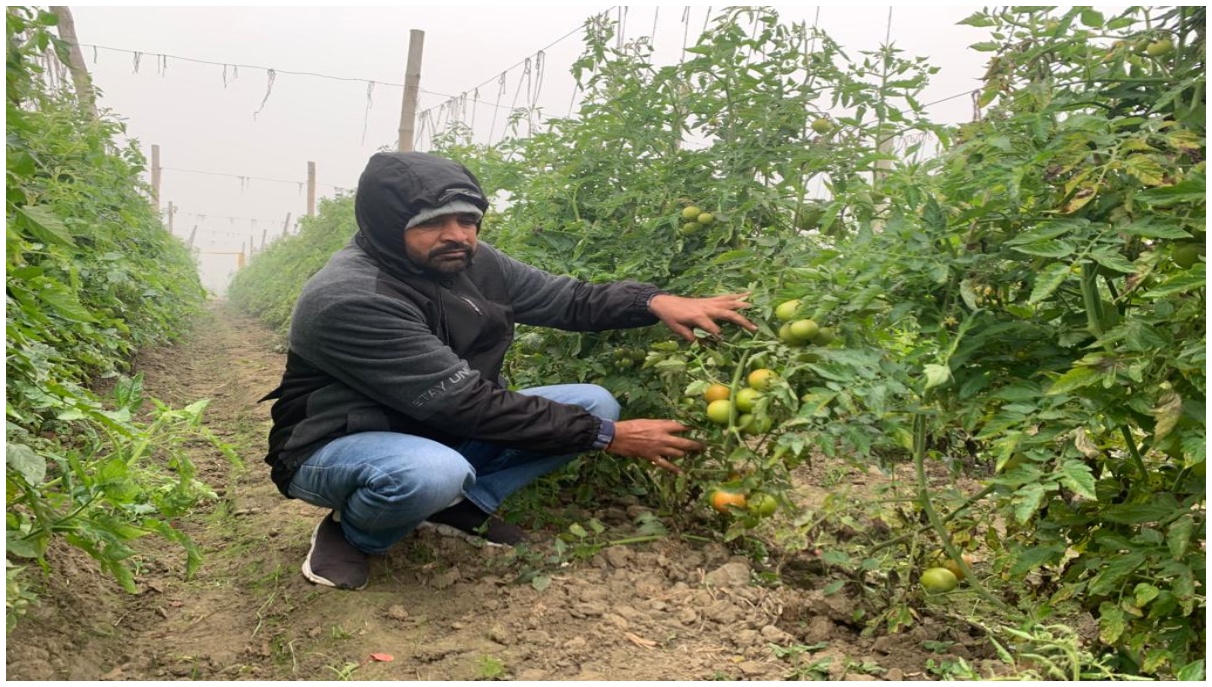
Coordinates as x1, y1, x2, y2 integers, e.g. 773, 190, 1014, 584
1081, 263, 1150, 479
1079, 262, 1107, 338
912, 412, 1022, 618
867, 483, 996, 555
723, 348, 753, 448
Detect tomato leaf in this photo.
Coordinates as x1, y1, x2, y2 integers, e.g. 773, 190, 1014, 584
1089, 249, 1135, 274
1057, 459, 1097, 500
922, 364, 952, 391
958, 11, 995, 27
1079, 8, 1104, 27
1098, 601, 1128, 644
1045, 366, 1102, 395
1167, 516, 1194, 559
17, 205, 77, 248
1136, 177, 1204, 207
1123, 155, 1168, 186
1007, 544, 1064, 575
1089, 552, 1146, 596
1010, 239, 1076, 258
1005, 218, 1085, 244
5, 444, 47, 485
35, 280, 97, 323
1119, 218, 1194, 239
1150, 389, 1183, 442
1012, 483, 1048, 524
1028, 262, 1072, 304
1142, 273, 1205, 298
1176, 660, 1206, 681
1103, 498, 1179, 524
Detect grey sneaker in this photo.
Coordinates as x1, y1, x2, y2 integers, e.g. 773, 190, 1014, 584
421, 500, 528, 547
301, 512, 369, 590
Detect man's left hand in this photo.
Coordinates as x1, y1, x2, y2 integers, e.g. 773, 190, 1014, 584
648, 292, 758, 342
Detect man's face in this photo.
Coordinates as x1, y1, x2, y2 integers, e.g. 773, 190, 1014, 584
403, 213, 479, 274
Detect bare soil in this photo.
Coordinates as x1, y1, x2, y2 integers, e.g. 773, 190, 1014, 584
6, 302, 1001, 681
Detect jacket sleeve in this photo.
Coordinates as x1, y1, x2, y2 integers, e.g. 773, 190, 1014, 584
296, 291, 605, 455
482, 243, 663, 331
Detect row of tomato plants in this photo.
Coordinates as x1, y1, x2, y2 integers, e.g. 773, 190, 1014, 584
6, 7, 222, 630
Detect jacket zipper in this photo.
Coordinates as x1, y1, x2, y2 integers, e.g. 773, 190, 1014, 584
453, 292, 484, 317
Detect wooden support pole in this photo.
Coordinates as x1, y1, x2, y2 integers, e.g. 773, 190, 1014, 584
398, 30, 425, 152
261, 228, 268, 250
50, 6, 97, 120
167, 201, 175, 234
282, 211, 292, 236
307, 161, 316, 217
187, 225, 197, 249
151, 144, 161, 209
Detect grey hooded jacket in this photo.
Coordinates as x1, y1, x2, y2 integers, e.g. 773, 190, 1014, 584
263, 152, 661, 495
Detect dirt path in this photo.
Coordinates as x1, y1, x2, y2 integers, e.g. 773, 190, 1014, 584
6, 302, 992, 681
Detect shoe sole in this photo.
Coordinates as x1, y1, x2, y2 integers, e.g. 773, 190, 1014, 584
417, 521, 512, 548
301, 520, 368, 590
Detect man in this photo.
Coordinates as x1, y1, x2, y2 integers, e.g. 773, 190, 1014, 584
263, 151, 756, 590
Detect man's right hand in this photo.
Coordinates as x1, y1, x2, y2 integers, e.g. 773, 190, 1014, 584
606, 419, 703, 474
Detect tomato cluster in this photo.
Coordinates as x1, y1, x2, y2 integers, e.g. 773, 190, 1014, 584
676, 203, 717, 236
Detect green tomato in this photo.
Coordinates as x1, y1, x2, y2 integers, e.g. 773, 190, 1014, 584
921, 567, 959, 594
706, 400, 733, 425
774, 300, 801, 322
788, 319, 819, 342
734, 387, 761, 412
748, 492, 777, 517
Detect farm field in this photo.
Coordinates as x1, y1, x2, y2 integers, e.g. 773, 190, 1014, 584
8, 303, 1003, 681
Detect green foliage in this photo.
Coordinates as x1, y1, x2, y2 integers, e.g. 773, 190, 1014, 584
909, 8, 1204, 676
6, 376, 234, 593
6, 6, 218, 628
227, 194, 358, 336
225, 6, 1203, 677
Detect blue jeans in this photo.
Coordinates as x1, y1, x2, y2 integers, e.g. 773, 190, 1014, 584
287, 384, 619, 554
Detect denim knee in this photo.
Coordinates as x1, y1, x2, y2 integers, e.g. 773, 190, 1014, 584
581, 384, 621, 420
362, 456, 471, 516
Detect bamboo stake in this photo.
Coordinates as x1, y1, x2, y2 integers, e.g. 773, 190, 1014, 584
307, 162, 316, 217
50, 6, 97, 119
151, 144, 161, 209
398, 30, 425, 152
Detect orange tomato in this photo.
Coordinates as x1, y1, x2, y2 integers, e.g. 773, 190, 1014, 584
709, 489, 747, 513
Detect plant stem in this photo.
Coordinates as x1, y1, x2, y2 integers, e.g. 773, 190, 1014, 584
867, 483, 996, 554
1119, 425, 1149, 479
605, 535, 665, 547
912, 412, 1022, 618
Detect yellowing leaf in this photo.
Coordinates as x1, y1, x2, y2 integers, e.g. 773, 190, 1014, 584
923, 364, 952, 391
1063, 187, 1098, 213
1124, 155, 1168, 186
1151, 389, 1183, 442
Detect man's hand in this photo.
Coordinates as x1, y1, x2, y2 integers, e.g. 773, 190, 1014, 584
605, 419, 703, 474
648, 292, 758, 342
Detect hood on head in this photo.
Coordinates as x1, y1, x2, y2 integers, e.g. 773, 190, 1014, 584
353, 151, 489, 276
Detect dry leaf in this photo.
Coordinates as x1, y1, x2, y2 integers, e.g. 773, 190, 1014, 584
623, 632, 657, 648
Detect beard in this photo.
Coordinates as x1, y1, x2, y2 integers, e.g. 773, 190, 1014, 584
407, 241, 476, 274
